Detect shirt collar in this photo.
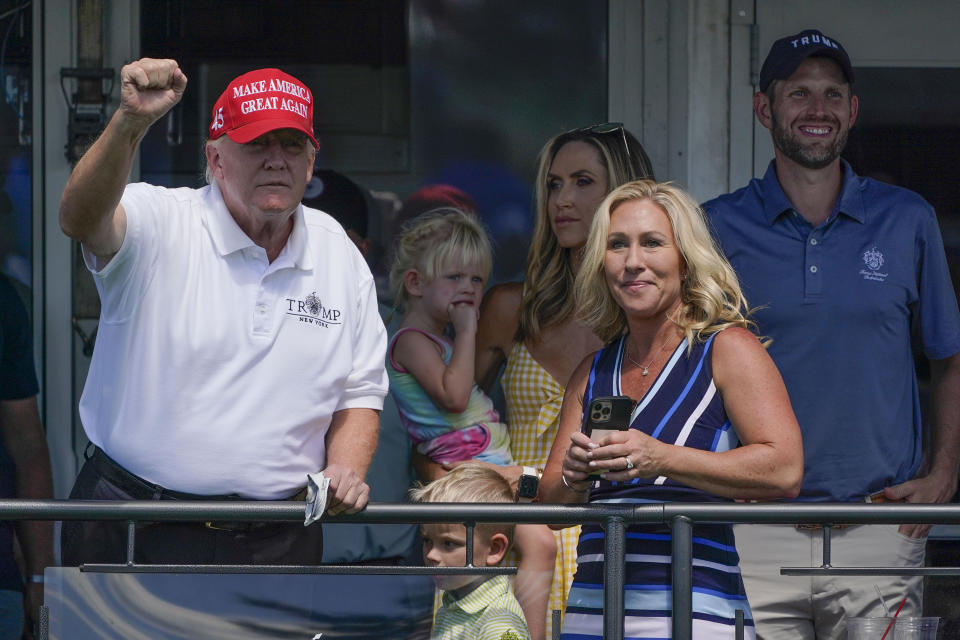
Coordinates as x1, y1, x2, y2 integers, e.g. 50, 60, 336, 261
442, 574, 511, 614
203, 181, 312, 270
203, 181, 254, 256
760, 158, 865, 225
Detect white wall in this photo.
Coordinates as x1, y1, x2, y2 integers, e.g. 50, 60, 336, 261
609, 0, 732, 201
685, 0, 729, 201
41, 0, 79, 498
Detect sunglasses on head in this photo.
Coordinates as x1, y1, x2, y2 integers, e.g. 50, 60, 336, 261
562, 121, 631, 165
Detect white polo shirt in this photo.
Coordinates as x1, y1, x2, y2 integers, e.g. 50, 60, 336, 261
79, 181, 388, 498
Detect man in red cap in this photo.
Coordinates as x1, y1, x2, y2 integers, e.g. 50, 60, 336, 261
58, 58, 388, 566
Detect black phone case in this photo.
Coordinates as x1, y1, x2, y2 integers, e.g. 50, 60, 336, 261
584, 395, 636, 439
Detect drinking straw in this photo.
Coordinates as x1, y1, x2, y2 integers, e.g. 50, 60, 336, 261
874, 585, 890, 616
880, 596, 908, 640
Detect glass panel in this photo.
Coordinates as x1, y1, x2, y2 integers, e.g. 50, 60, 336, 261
1, 2, 32, 311
138, 0, 608, 288
407, 0, 608, 283
138, 0, 408, 187
46, 568, 436, 639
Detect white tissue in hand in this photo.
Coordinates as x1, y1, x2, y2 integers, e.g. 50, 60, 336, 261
304, 473, 331, 526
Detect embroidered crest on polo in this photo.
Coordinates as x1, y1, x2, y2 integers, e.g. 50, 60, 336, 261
862, 247, 884, 270
305, 292, 322, 315
859, 246, 888, 282
285, 292, 343, 327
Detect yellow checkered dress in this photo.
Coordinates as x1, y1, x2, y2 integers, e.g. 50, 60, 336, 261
502, 341, 580, 638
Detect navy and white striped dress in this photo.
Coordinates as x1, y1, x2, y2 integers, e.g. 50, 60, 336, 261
561, 333, 755, 640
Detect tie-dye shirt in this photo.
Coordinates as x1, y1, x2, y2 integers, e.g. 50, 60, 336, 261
387, 328, 513, 465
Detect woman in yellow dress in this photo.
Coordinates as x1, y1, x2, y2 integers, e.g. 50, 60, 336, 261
475, 123, 655, 637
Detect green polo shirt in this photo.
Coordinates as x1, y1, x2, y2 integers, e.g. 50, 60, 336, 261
432, 575, 530, 640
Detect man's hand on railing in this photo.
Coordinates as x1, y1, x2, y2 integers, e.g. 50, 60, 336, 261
885, 467, 959, 538
322, 463, 371, 516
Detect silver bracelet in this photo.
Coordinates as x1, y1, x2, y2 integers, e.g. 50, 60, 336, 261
27, 574, 43, 584
561, 474, 590, 494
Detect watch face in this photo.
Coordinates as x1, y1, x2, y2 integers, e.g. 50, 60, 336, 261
517, 474, 539, 498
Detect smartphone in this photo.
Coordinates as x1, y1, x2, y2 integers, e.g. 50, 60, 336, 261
584, 395, 636, 442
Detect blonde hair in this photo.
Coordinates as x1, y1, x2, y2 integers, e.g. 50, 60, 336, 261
409, 463, 515, 539
388, 208, 494, 314
574, 179, 754, 345
520, 126, 655, 342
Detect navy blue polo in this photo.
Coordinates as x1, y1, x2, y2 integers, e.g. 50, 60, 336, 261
704, 160, 960, 502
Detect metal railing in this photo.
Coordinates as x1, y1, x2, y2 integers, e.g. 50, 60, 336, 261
5, 499, 960, 640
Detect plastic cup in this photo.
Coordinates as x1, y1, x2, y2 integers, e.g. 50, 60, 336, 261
893, 616, 939, 640
847, 617, 893, 638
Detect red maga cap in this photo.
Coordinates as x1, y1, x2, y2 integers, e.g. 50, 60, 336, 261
208, 68, 318, 148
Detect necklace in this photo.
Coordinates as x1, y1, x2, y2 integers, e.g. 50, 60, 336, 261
625, 335, 673, 376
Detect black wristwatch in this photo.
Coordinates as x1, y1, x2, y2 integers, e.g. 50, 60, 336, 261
515, 466, 541, 503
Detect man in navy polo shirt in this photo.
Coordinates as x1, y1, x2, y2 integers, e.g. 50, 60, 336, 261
704, 29, 960, 639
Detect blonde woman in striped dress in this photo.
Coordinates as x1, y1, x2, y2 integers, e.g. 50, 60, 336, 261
475, 124, 655, 637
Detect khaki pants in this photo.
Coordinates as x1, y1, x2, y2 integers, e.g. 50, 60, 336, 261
734, 523, 925, 640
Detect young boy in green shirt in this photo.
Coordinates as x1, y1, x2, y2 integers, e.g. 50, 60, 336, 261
411, 464, 531, 640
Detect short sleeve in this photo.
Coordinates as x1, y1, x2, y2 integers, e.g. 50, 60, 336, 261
915, 211, 960, 360
83, 182, 164, 323
0, 276, 38, 400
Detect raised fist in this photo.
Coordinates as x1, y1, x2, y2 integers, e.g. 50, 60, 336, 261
118, 58, 188, 125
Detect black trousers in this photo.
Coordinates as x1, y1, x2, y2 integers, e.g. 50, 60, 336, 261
61, 448, 323, 567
